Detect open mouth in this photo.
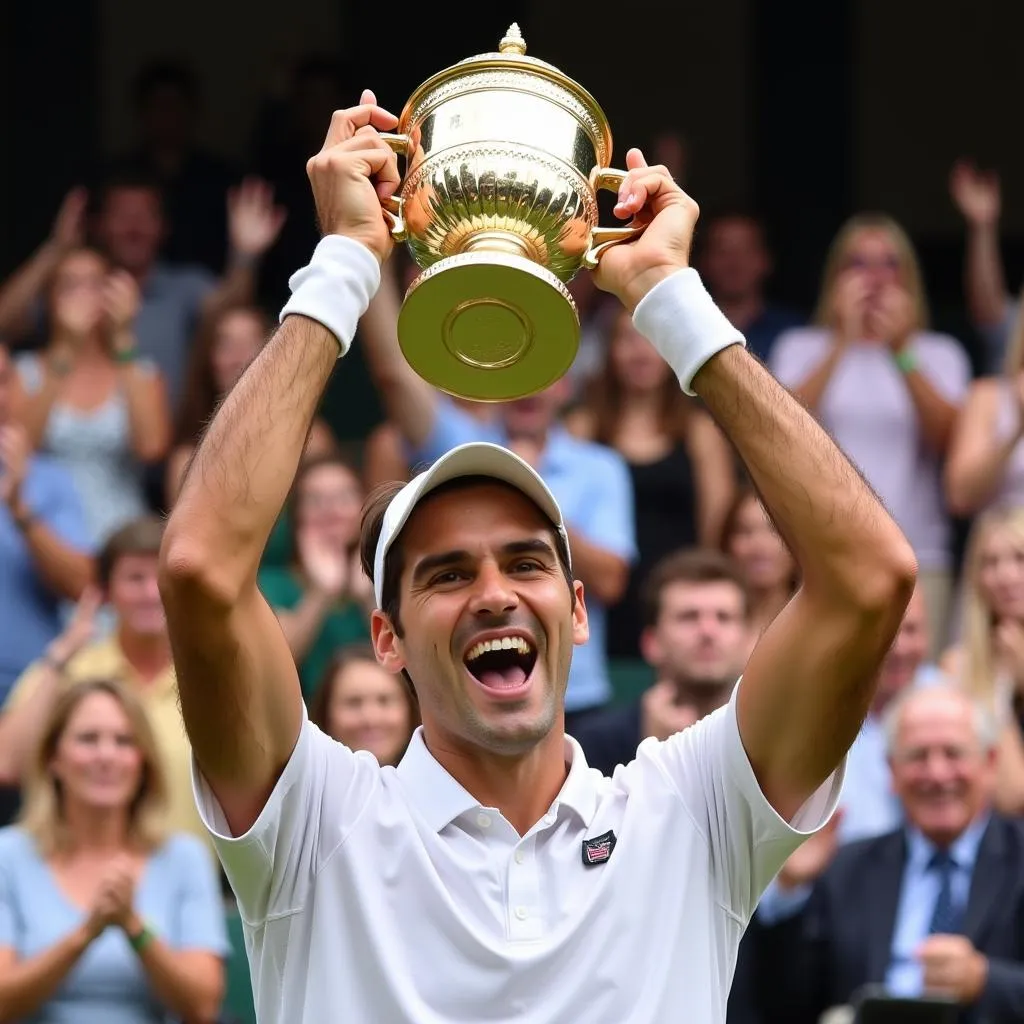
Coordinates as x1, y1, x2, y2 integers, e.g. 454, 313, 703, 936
463, 635, 538, 694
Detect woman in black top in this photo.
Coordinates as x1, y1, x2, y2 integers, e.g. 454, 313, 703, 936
565, 306, 736, 658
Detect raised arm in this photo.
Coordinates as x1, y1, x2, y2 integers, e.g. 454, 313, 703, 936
157, 94, 400, 837
950, 160, 1009, 329
945, 377, 1023, 516
0, 188, 87, 340
599, 153, 917, 823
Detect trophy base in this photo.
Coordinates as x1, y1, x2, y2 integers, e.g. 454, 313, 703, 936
398, 251, 580, 402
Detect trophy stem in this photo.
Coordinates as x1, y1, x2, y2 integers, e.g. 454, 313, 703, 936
460, 230, 540, 263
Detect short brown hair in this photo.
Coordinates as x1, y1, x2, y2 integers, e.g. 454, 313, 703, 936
19, 678, 169, 856
358, 475, 574, 638
641, 547, 750, 629
98, 516, 165, 588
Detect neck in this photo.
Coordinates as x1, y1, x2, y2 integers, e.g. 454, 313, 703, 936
665, 677, 732, 719
53, 330, 106, 360
58, 803, 130, 856
424, 725, 568, 837
716, 293, 764, 330
619, 389, 663, 416
116, 625, 171, 679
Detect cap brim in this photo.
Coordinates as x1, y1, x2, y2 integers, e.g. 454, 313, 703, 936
372, 442, 569, 607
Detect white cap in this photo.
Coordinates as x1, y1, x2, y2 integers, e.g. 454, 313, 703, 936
372, 442, 570, 607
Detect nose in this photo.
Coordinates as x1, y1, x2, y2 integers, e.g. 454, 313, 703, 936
468, 560, 519, 617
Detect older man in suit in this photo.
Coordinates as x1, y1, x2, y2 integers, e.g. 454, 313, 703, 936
756, 684, 1024, 1024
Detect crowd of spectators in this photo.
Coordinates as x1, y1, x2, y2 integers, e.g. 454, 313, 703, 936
1, 54, 1023, 1023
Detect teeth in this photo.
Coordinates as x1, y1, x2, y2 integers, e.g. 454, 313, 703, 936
466, 636, 533, 662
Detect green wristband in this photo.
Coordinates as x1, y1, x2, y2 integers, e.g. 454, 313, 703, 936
114, 347, 138, 364
893, 348, 918, 374
128, 923, 155, 953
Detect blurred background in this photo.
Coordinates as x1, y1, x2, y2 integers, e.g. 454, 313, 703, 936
3, 0, 1021, 438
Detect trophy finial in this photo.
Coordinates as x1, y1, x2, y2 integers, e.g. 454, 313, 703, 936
499, 23, 527, 55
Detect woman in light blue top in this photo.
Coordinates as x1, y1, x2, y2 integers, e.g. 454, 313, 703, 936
0, 678, 228, 1022
16, 247, 171, 547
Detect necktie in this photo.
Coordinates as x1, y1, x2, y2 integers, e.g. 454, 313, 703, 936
928, 849, 964, 935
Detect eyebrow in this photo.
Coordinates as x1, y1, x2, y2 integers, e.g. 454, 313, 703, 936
411, 538, 558, 587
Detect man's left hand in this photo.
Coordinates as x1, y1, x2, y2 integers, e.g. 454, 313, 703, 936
916, 934, 988, 1003
591, 149, 698, 313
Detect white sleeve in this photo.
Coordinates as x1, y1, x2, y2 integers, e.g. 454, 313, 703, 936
191, 707, 381, 925
646, 680, 844, 923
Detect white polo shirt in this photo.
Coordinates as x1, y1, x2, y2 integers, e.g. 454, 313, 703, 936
193, 684, 843, 1023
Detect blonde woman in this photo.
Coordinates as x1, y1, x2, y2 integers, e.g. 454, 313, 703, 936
945, 290, 1024, 516
940, 507, 1024, 815
0, 679, 227, 1022
770, 214, 971, 655
16, 247, 170, 546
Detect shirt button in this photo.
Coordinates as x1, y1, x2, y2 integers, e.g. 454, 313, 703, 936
514, 906, 528, 920
476, 812, 491, 828
514, 850, 525, 864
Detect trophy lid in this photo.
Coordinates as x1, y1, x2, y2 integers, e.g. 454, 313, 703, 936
399, 24, 613, 164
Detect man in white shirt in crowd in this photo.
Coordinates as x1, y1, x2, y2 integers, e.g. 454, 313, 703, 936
158, 90, 917, 1023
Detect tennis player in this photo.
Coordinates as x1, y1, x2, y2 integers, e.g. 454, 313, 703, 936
159, 90, 917, 1022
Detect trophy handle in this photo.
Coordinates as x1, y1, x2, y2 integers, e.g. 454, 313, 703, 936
582, 168, 645, 270
378, 133, 412, 242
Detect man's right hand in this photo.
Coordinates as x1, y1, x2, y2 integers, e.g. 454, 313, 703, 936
305, 89, 401, 264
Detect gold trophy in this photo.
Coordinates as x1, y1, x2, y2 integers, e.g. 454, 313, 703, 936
379, 24, 642, 401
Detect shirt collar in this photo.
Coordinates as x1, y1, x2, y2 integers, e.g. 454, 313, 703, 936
395, 727, 599, 833
905, 812, 991, 872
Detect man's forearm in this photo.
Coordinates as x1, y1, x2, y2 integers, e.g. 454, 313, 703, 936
693, 345, 909, 596
168, 315, 338, 592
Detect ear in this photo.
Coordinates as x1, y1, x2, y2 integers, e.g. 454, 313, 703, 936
638, 625, 663, 669
371, 609, 406, 674
571, 580, 589, 647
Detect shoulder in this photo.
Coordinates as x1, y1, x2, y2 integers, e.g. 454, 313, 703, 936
0, 827, 38, 867
152, 262, 216, 297
151, 831, 216, 872
828, 830, 901, 879
767, 327, 830, 372
771, 326, 829, 351
915, 330, 967, 353
554, 429, 628, 474
14, 352, 44, 392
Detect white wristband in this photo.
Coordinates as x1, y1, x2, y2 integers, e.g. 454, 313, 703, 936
278, 235, 381, 357
632, 268, 746, 395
